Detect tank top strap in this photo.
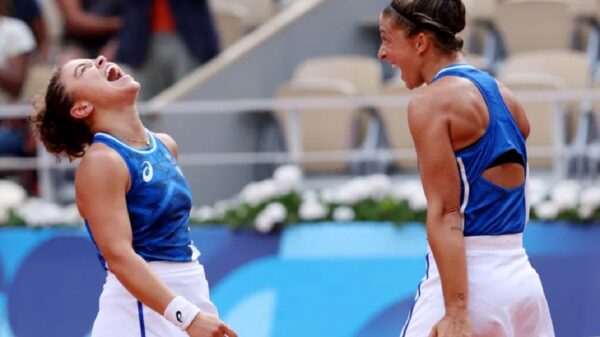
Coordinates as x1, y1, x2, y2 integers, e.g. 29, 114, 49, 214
432, 64, 512, 125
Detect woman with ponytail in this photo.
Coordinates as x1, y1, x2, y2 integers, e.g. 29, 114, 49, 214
378, 1, 555, 336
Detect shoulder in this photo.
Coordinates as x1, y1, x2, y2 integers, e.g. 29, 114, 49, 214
407, 80, 460, 128
496, 81, 530, 138
154, 133, 179, 158
76, 143, 129, 188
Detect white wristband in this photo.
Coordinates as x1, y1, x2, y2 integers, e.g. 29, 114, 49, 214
163, 296, 201, 331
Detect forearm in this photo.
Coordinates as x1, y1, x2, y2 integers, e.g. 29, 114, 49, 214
426, 208, 468, 314
107, 251, 176, 315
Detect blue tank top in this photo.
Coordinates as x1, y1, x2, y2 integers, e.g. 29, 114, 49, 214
432, 64, 529, 236
84, 130, 200, 270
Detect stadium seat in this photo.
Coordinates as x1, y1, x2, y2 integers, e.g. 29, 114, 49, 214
274, 79, 361, 173
500, 74, 568, 169
463, 0, 497, 22
495, 0, 575, 55
211, 2, 249, 48
460, 0, 500, 71
499, 50, 590, 90
500, 49, 590, 140
376, 80, 421, 170
293, 56, 383, 95
210, 0, 276, 28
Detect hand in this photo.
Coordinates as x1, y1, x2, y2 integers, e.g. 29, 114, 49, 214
186, 313, 238, 337
429, 312, 472, 337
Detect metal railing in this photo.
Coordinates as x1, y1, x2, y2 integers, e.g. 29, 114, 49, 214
2, 89, 600, 200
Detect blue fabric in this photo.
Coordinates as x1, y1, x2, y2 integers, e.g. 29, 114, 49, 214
432, 65, 528, 236
137, 301, 146, 337
85, 130, 196, 268
400, 254, 430, 337
0, 128, 25, 156
9, 0, 41, 24
116, 0, 219, 67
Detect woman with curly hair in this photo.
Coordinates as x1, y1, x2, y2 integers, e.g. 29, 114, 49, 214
31, 55, 237, 337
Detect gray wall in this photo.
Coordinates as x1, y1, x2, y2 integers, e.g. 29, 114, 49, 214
155, 0, 391, 205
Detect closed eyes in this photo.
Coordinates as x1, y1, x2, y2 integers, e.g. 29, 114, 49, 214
74, 61, 94, 78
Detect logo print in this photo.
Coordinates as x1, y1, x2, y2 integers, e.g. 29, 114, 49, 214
176, 311, 183, 323
142, 161, 153, 182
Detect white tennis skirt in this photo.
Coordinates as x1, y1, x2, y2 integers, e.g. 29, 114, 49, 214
91, 261, 218, 337
400, 233, 555, 337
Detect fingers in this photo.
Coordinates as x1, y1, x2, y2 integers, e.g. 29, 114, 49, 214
220, 323, 238, 337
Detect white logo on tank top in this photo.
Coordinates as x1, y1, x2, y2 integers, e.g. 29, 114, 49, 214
142, 161, 153, 182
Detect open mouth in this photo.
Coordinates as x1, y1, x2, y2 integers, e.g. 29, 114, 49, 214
105, 64, 125, 82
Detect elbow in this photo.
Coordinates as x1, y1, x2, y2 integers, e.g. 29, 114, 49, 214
427, 203, 462, 223
102, 246, 136, 274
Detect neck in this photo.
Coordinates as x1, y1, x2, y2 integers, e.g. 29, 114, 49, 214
423, 52, 465, 85
92, 105, 148, 147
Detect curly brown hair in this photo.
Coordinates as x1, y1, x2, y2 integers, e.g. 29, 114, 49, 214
383, 0, 466, 54
30, 68, 94, 159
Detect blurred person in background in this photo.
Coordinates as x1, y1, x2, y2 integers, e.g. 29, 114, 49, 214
115, 0, 220, 100
0, 0, 36, 156
57, 0, 124, 63
9, 0, 50, 63
31, 55, 237, 337
378, 0, 554, 336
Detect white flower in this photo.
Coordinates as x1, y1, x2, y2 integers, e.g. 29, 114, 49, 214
240, 179, 280, 206
527, 177, 549, 206
339, 178, 371, 204
273, 165, 303, 193
61, 203, 83, 226
0, 180, 27, 209
366, 174, 392, 200
302, 190, 319, 202
254, 203, 287, 233
0, 207, 8, 225
578, 204, 596, 220
551, 180, 580, 210
16, 198, 65, 227
255, 212, 275, 233
535, 201, 559, 220
193, 206, 217, 222
580, 186, 600, 210
265, 203, 287, 223
214, 199, 236, 217
320, 188, 336, 204
408, 188, 428, 211
299, 199, 327, 221
392, 180, 423, 202
394, 180, 427, 211
333, 206, 355, 221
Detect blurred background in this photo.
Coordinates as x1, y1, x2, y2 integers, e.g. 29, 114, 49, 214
1, 0, 600, 336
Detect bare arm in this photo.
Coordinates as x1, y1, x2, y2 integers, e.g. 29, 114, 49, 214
57, 0, 121, 36
29, 17, 50, 63
408, 95, 470, 324
76, 145, 237, 337
75, 147, 176, 314
0, 53, 31, 99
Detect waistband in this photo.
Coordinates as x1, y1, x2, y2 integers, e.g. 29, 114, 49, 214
107, 260, 204, 283
428, 233, 523, 253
